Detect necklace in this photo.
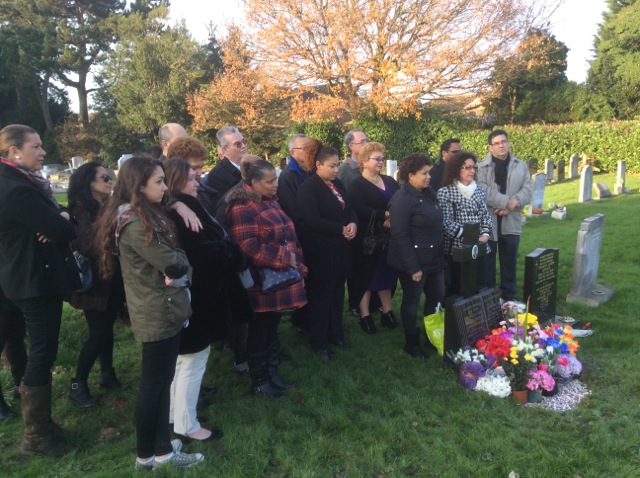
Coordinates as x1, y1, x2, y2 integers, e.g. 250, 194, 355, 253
366, 174, 381, 184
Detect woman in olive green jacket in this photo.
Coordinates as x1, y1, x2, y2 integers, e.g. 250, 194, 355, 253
94, 157, 203, 471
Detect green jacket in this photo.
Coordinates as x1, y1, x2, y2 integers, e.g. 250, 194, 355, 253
118, 212, 192, 343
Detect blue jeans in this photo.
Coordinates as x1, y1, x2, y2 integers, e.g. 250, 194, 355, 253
487, 234, 520, 301
397, 270, 444, 339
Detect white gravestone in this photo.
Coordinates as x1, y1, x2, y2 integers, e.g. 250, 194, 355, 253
615, 160, 626, 195
579, 165, 593, 202
569, 154, 579, 179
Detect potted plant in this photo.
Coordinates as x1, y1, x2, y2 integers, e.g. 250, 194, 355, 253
526, 365, 556, 403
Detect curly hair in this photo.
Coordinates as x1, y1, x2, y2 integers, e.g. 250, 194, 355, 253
68, 161, 104, 219
442, 151, 477, 187
94, 156, 176, 279
357, 142, 385, 171
301, 138, 323, 171
167, 136, 208, 162
397, 153, 432, 183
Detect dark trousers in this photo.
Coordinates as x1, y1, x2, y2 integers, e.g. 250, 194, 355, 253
247, 312, 281, 356
306, 278, 345, 350
487, 234, 520, 301
12, 295, 63, 387
0, 308, 27, 385
398, 270, 445, 338
75, 304, 118, 381
136, 333, 180, 459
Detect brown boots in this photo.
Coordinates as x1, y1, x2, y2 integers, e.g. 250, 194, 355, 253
20, 382, 71, 457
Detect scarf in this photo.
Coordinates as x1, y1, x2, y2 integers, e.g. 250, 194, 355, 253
455, 179, 477, 199
1, 158, 58, 207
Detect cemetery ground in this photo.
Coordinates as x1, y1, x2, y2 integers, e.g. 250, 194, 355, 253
2, 174, 640, 477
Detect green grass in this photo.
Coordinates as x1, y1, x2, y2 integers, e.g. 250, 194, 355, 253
2, 174, 639, 477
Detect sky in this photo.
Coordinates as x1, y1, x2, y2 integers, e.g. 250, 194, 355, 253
168, 0, 608, 84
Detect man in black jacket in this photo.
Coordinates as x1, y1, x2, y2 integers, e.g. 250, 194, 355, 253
429, 138, 461, 192
204, 125, 247, 196
277, 134, 310, 237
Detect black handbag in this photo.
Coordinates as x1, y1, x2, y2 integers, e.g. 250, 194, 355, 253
362, 212, 389, 256
71, 248, 93, 292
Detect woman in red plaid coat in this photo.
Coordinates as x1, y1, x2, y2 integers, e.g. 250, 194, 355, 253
225, 159, 307, 399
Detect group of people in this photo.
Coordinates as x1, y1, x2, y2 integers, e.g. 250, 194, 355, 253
0, 121, 532, 469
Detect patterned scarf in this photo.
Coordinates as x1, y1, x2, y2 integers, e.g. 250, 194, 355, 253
0, 158, 58, 207
325, 181, 345, 209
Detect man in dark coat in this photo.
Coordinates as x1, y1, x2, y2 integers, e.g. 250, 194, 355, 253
204, 125, 246, 196
429, 138, 461, 192
277, 134, 310, 237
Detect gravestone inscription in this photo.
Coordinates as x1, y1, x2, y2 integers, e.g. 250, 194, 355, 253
523, 248, 559, 321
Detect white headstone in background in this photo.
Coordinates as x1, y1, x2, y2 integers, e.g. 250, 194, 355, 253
579, 165, 593, 202
569, 154, 579, 179
615, 160, 626, 195
118, 154, 133, 170
528, 173, 546, 216
593, 182, 612, 199
386, 160, 397, 180
70, 156, 84, 169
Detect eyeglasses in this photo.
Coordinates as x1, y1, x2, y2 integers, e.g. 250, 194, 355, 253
490, 140, 509, 147
461, 165, 478, 171
97, 174, 112, 183
226, 138, 248, 149
369, 156, 384, 162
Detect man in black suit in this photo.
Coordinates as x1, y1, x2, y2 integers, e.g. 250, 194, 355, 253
204, 125, 247, 196
429, 138, 461, 192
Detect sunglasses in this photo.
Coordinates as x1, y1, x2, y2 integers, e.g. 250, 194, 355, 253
97, 174, 113, 183
461, 165, 478, 171
227, 138, 248, 149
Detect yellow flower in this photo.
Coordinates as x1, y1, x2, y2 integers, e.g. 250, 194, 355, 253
511, 359, 519, 365
517, 313, 538, 328
524, 354, 533, 362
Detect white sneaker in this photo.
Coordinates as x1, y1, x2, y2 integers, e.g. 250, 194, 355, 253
152, 451, 204, 469
133, 439, 183, 470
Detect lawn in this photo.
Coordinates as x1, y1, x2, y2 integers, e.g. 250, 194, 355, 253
2, 174, 639, 477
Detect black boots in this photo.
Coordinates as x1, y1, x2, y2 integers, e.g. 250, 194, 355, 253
99, 367, 128, 391
404, 329, 430, 359
248, 353, 283, 399
0, 382, 16, 420
268, 341, 295, 391
69, 379, 98, 408
380, 310, 400, 329
359, 315, 378, 334
21, 383, 72, 457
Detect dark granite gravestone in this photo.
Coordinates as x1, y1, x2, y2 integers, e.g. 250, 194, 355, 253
479, 287, 503, 331
451, 223, 488, 297
523, 248, 559, 321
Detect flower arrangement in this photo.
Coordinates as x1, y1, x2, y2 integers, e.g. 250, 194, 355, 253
475, 372, 512, 398
526, 365, 556, 392
448, 346, 488, 367
555, 353, 582, 379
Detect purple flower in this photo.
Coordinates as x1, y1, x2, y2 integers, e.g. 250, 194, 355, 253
460, 362, 486, 390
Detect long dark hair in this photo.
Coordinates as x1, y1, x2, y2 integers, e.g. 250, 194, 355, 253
68, 162, 103, 219
442, 151, 477, 187
164, 157, 192, 197
94, 156, 176, 279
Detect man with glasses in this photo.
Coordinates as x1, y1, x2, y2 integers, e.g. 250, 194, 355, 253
338, 130, 367, 189
204, 125, 248, 196
429, 138, 461, 192
477, 129, 532, 301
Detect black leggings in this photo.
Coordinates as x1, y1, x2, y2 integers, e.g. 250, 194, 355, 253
75, 306, 117, 381
135, 333, 180, 459
247, 313, 281, 356
0, 308, 27, 385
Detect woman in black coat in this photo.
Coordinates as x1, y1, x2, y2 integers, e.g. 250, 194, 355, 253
348, 142, 400, 334
66, 162, 127, 409
0, 124, 80, 456
387, 153, 445, 358
298, 140, 357, 360
165, 158, 252, 441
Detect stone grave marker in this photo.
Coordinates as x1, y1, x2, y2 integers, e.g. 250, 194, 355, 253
450, 223, 488, 298
479, 287, 502, 331
385, 159, 397, 179
526, 158, 538, 175
579, 164, 593, 202
594, 182, 612, 199
615, 160, 626, 195
566, 213, 615, 307
523, 248, 559, 321
569, 154, 579, 178
545, 159, 554, 182
556, 159, 565, 181
528, 172, 546, 215
444, 288, 502, 353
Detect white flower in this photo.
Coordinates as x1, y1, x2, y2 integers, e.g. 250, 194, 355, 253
476, 375, 512, 398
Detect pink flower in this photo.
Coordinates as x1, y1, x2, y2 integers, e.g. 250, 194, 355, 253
539, 363, 548, 372
557, 356, 569, 366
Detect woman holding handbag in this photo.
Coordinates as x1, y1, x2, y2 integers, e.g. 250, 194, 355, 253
387, 153, 445, 358
298, 140, 357, 361
225, 159, 307, 398
347, 142, 400, 335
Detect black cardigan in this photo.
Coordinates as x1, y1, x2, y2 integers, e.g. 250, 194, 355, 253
0, 163, 80, 300
297, 174, 357, 281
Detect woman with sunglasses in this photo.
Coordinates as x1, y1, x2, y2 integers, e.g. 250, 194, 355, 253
66, 162, 128, 408
347, 142, 400, 334
437, 151, 492, 296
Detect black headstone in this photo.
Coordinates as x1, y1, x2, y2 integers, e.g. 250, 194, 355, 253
451, 223, 488, 298
523, 248, 559, 321
444, 294, 488, 353
478, 287, 502, 332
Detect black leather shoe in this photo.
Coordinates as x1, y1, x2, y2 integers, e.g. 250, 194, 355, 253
380, 311, 400, 329
359, 316, 378, 334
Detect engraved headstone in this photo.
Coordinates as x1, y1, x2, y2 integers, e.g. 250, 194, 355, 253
528, 173, 546, 215
556, 159, 565, 181
478, 287, 502, 331
523, 248, 559, 321
569, 154, 579, 179
545, 159, 554, 182
593, 182, 612, 199
566, 214, 615, 307
615, 160, 626, 195
579, 165, 593, 202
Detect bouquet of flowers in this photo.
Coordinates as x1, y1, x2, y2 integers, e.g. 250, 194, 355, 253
555, 353, 582, 379
447, 346, 492, 390
526, 365, 556, 392
475, 369, 512, 398
501, 338, 540, 391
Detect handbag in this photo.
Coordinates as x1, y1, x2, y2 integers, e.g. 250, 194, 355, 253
362, 212, 389, 256
257, 267, 302, 294
72, 248, 93, 292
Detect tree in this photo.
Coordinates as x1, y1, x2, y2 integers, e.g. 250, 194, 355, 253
483, 29, 569, 124
98, 4, 204, 137
187, 26, 291, 157
587, 0, 640, 119
242, 0, 560, 121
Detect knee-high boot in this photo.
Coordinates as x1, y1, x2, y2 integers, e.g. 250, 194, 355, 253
267, 340, 295, 390
248, 353, 283, 399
